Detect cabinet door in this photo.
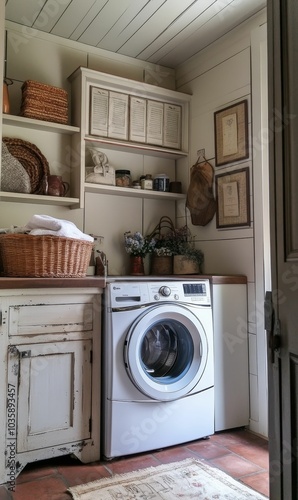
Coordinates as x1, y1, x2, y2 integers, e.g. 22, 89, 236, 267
212, 283, 249, 431
8, 302, 93, 336
8, 340, 92, 453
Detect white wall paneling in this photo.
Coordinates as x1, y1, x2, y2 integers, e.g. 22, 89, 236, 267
175, 10, 268, 437
84, 192, 142, 277
0, 201, 83, 232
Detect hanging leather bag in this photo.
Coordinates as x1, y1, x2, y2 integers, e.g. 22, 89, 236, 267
186, 158, 217, 226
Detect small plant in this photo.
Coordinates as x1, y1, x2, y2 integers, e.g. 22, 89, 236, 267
124, 231, 156, 257
175, 243, 204, 271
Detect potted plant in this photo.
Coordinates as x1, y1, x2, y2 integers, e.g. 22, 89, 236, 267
172, 241, 204, 274
167, 225, 204, 275
147, 217, 204, 275
124, 231, 156, 275
146, 216, 176, 275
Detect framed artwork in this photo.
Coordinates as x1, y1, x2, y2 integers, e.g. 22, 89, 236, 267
215, 167, 250, 229
214, 100, 249, 166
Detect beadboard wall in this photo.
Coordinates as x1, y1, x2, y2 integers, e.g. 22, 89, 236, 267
175, 9, 268, 437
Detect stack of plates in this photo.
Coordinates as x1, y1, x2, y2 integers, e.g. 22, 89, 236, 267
2, 137, 50, 194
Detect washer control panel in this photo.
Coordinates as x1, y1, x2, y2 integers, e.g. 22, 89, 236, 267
108, 279, 211, 307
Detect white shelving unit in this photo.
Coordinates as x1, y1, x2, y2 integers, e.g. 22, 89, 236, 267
0, 69, 190, 209
68, 67, 191, 208
1, 115, 80, 208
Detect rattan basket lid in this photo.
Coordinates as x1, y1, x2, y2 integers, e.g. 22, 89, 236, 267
2, 137, 50, 194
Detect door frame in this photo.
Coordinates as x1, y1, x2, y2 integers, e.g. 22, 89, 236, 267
251, 22, 270, 438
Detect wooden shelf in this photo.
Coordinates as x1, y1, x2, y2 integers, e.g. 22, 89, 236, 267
84, 183, 186, 200
0, 191, 80, 207
85, 137, 188, 159
3, 114, 80, 134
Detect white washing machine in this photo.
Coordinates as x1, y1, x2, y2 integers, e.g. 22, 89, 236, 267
102, 279, 214, 459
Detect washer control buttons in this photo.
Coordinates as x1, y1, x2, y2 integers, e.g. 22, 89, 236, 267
174, 294, 179, 300
159, 286, 171, 297
154, 294, 160, 300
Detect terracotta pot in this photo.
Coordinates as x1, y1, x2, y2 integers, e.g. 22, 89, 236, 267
130, 255, 144, 276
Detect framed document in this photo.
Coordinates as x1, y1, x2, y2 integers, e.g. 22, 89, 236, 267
163, 103, 181, 149
215, 167, 250, 228
89, 86, 109, 137
214, 100, 249, 166
108, 91, 129, 140
129, 96, 146, 143
146, 100, 163, 146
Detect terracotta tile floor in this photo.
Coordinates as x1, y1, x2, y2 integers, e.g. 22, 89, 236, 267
0, 428, 269, 499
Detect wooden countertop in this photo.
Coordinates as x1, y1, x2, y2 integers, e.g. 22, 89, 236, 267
0, 274, 246, 289
106, 274, 247, 284
206, 275, 247, 285
0, 276, 106, 289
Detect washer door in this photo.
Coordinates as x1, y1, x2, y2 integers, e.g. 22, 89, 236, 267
124, 303, 208, 401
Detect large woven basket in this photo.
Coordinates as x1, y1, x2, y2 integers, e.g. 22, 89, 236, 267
0, 234, 93, 278
20, 80, 68, 125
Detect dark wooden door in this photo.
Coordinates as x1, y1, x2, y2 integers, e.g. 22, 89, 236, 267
267, 0, 298, 498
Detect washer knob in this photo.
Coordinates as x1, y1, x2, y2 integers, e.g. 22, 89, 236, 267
159, 286, 171, 297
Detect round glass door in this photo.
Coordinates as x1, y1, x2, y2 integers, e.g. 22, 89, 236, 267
124, 303, 208, 400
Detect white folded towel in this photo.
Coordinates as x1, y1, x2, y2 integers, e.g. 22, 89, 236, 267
25, 215, 94, 242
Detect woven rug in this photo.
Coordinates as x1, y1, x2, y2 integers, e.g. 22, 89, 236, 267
68, 458, 267, 499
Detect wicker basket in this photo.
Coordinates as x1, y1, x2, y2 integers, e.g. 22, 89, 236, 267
0, 234, 93, 278
2, 137, 50, 194
20, 80, 68, 125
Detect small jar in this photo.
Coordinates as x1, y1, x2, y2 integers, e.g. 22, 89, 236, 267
153, 174, 170, 192
141, 174, 153, 190
115, 170, 131, 187
132, 180, 141, 189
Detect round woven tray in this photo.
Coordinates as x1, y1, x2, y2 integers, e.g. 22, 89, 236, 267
0, 234, 93, 278
2, 137, 50, 194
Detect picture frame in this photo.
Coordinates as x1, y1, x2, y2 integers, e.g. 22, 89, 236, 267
215, 167, 250, 229
214, 100, 249, 166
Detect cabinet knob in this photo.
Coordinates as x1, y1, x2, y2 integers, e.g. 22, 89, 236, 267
20, 350, 31, 358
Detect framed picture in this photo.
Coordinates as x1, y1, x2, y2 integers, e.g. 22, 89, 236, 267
214, 100, 249, 166
215, 167, 250, 229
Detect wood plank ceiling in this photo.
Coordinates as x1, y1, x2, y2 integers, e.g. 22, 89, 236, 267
5, 0, 266, 68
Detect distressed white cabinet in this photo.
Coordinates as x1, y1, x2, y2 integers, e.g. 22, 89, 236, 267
0, 287, 102, 485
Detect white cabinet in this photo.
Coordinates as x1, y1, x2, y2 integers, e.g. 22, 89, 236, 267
68, 67, 191, 207
0, 287, 102, 485
212, 282, 250, 431
9, 340, 92, 453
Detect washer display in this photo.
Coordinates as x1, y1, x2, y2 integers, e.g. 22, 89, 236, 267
102, 279, 214, 459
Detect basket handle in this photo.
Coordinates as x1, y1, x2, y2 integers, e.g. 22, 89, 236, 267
147, 216, 176, 240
